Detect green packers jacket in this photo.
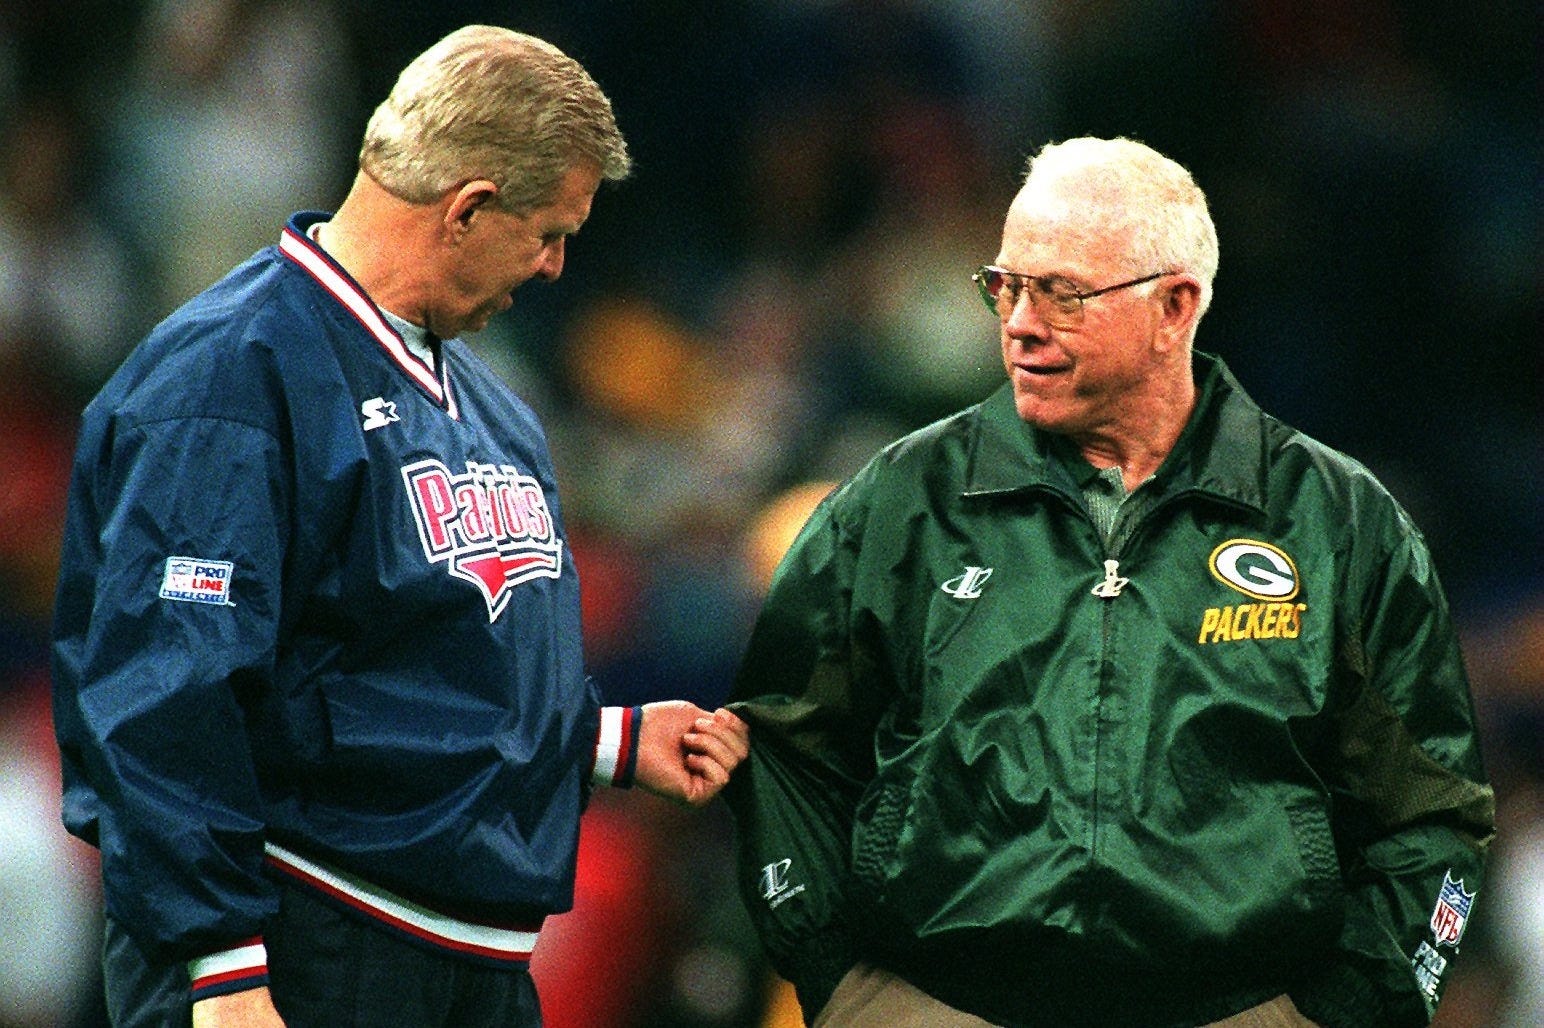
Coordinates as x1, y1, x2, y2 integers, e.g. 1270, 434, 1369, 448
724, 353, 1494, 1028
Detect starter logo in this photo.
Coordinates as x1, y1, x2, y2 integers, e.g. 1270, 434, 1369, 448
1198, 540, 1305, 645
361, 397, 399, 431
160, 557, 235, 606
402, 459, 563, 621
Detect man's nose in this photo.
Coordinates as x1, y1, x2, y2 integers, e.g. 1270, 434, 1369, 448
534, 237, 566, 281
1003, 287, 1050, 337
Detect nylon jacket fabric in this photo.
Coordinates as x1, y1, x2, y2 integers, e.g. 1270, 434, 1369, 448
52, 213, 599, 962
725, 353, 1493, 1028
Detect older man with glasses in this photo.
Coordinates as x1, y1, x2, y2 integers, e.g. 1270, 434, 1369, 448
724, 136, 1493, 1028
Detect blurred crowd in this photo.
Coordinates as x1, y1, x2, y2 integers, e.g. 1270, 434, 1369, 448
0, 1, 1537, 1026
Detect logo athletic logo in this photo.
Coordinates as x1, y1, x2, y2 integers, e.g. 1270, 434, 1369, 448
941, 566, 993, 599
759, 858, 806, 909
760, 859, 792, 900
402, 459, 562, 621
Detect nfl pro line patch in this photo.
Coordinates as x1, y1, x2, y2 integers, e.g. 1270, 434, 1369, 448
1411, 870, 1477, 1002
160, 557, 235, 606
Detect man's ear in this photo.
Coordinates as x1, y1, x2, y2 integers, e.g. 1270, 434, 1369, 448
1165, 278, 1201, 317
1154, 276, 1202, 353
444, 179, 500, 236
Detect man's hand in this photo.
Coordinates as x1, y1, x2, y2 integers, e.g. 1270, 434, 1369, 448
634, 702, 749, 807
192, 986, 286, 1027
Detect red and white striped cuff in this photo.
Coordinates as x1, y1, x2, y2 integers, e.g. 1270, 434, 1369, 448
188, 937, 269, 1001
590, 705, 642, 788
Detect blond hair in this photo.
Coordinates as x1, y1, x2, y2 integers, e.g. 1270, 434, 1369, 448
360, 25, 631, 212
1023, 137, 1218, 317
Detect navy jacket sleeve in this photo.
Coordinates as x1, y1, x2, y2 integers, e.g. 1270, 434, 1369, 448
52, 410, 290, 960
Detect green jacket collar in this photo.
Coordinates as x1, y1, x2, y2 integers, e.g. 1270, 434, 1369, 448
963, 351, 1268, 516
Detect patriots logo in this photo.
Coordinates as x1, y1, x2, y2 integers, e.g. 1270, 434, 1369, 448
1429, 871, 1475, 948
401, 458, 562, 620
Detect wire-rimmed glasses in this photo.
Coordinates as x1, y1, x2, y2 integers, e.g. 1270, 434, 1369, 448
972, 266, 1174, 328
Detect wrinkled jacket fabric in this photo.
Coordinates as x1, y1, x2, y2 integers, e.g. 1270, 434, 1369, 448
725, 354, 1493, 1028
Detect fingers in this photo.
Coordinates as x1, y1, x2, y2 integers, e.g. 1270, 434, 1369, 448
712, 707, 750, 756
683, 708, 749, 768
681, 751, 732, 802
671, 710, 748, 807
632, 702, 749, 806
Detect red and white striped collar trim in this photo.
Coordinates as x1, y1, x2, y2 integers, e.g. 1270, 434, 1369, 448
278, 218, 458, 419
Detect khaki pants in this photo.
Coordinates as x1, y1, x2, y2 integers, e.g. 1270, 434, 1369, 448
812, 963, 1318, 1027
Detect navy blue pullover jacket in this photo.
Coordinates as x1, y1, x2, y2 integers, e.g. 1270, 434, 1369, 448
52, 213, 638, 998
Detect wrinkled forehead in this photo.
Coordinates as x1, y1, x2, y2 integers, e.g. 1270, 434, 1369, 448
999, 180, 1131, 271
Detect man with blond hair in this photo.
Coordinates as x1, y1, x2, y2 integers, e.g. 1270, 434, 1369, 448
53, 25, 747, 1027
725, 137, 1492, 1027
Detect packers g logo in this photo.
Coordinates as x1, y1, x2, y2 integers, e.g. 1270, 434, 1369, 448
1208, 539, 1299, 602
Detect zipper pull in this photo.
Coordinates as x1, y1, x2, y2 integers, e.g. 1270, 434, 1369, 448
1091, 559, 1129, 599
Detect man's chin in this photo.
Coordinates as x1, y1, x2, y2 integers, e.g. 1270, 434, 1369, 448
1013, 392, 1074, 433
459, 310, 499, 336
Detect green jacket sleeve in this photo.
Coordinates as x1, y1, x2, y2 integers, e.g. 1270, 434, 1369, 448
723, 485, 885, 1020
1292, 506, 1495, 1028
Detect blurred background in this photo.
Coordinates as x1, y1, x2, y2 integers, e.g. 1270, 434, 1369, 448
0, 1, 1537, 1026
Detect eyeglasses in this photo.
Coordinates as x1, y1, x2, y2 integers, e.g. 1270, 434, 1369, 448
972, 265, 1174, 328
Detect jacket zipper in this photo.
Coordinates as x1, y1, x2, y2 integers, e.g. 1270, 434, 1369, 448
1092, 545, 1118, 859
1084, 486, 1254, 858
1088, 492, 1175, 857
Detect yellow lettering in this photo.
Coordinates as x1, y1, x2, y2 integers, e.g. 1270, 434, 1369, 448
1211, 606, 1235, 642
1199, 602, 1308, 645
1198, 608, 1220, 644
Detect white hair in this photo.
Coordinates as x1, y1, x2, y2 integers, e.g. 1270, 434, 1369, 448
1023, 137, 1219, 317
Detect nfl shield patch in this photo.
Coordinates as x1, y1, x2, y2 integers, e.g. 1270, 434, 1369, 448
1428, 871, 1475, 948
